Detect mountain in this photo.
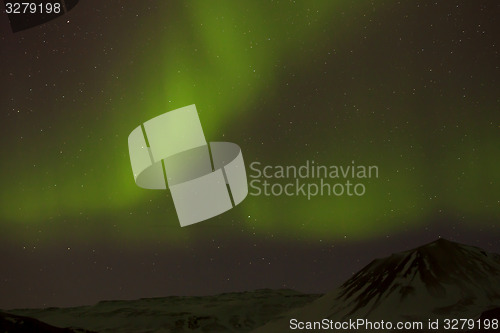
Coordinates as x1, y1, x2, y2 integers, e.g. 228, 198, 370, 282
7, 289, 320, 333
0, 311, 95, 333
253, 239, 500, 332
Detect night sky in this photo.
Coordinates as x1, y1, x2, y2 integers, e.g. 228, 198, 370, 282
0, 1, 498, 309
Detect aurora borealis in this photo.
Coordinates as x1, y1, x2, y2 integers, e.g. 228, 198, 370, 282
0, 1, 498, 308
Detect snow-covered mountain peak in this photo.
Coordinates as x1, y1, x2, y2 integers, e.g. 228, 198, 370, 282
333, 239, 500, 320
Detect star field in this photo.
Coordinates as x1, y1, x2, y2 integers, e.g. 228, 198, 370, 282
0, 0, 498, 308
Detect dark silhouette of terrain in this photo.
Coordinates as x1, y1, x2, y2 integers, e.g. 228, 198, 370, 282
0, 311, 95, 332
4, 0, 80, 32
468, 307, 500, 332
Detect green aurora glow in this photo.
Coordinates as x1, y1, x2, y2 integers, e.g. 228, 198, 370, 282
1, 1, 498, 244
